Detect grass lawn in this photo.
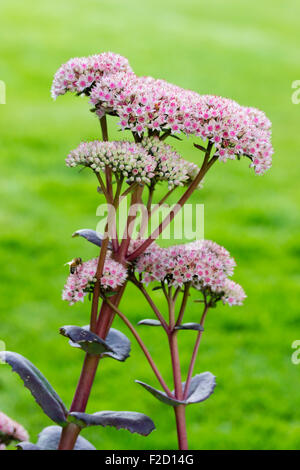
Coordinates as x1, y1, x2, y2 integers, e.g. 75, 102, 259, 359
0, 0, 300, 450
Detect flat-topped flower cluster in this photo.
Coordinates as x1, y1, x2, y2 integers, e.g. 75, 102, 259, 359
0, 412, 29, 450
63, 239, 245, 307
66, 137, 201, 189
51, 52, 132, 100
62, 256, 128, 305
135, 240, 246, 306
52, 52, 273, 176
66, 140, 156, 185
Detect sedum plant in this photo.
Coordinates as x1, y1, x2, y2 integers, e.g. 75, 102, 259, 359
0, 52, 273, 450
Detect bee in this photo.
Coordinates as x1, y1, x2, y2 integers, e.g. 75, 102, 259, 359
65, 257, 82, 274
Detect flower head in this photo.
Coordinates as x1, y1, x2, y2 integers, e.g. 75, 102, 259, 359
191, 95, 273, 175
90, 74, 199, 136
0, 412, 29, 449
62, 256, 127, 305
90, 72, 273, 175
51, 52, 132, 100
135, 240, 245, 306
141, 137, 201, 189
220, 279, 246, 306
66, 140, 157, 185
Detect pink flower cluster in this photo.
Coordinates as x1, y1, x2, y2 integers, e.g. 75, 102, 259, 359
62, 257, 127, 305
220, 279, 246, 306
141, 137, 201, 189
89, 71, 273, 175
0, 412, 29, 449
135, 240, 245, 306
89, 74, 198, 135
53, 51, 273, 175
51, 52, 132, 99
66, 140, 157, 185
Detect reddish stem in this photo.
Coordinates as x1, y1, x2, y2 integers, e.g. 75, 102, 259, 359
103, 297, 173, 397
118, 185, 142, 262
167, 293, 188, 450
173, 405, 188, 450
183, 303, 209, 400
175, 283, 191, 326
127, 143, 214, 261
133, 281, 169, 331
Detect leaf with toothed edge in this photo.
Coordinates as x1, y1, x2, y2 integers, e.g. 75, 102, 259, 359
16, 426, 96, 450
137, 319, 162, 327
62, 325, 131, 362
72, 229, 112, 249
68, 411, 155, 436
0, 351, 67, 424
136, 372, 216, 406
175, 323, 204, 332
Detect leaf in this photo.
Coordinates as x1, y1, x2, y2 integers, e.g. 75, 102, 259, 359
68, 411, 155, 436
72, 229, 112, 249
103, 328, 131, 362
37, 426, 96, 450
136, 372, 216, 407
175, 323, 204, 332
16, 442, 41, 450
137, 319, 162, 327
60, 325, 114, 356
63, 325, 131, 362
185, 372, 216, 404
135, 381, 183, 406
0, 351, 67, 424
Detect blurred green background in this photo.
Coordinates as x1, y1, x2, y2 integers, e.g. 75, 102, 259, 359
0, 0, 300, 450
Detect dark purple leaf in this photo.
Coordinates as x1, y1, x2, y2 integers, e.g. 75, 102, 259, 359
72, 229, 112, 249
175, 323, 204, 332
103, 328, 131, 362
0, 351, 67, 424
60, 325, 114, 356
16, 442, 41, 450
136, 372, 216, 406
137, 319, 162, 327
135, 381, 183, 406
184, 372, 216, 404
65, 325, 131, 362
36, 426, 95, 450
68, 411, 155, 436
